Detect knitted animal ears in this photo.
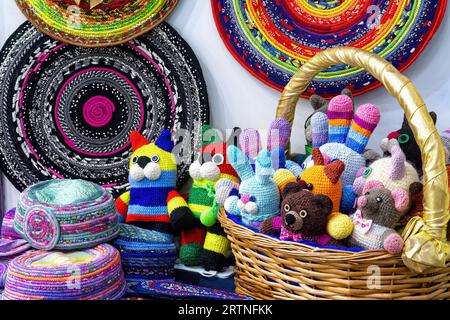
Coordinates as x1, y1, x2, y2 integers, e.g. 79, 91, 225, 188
311, 94, 381, 154
227, 145, 273, 183
130, 130, 174, 152
309, 88, 354, 113
311, 148, 345, 184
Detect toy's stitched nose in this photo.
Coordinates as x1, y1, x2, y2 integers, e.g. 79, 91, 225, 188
358, 196, 368, 208
240, 194, 250, 204
137, 156, 151, 168
285, 214, 296, 225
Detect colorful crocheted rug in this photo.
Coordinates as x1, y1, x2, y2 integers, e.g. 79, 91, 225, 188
126, 280, 253, 300
0, 22, 209, 197
16, 0, 179, 47
212, 0, 446, 97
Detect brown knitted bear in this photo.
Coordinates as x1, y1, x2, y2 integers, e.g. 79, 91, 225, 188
260, 183, 340, 246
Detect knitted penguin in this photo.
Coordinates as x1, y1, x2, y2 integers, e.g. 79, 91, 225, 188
167, 127, 240, 271
274, 148, 354, 240
383, 112, 450, 175
348, 188, 408, 254
115, 130, 181, 234
223, 146, 280, 228
307, 95, 381, 188
260, 185, 339, 246
353, 139, 422, 217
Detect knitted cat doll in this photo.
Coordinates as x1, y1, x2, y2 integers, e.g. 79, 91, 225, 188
382, 112, 450, 175
306, 94, 381, 193
223, 146, 280, 228
167, 127, 240, 271
353, 139, 421, 216
348, 188, 408, 254
260, 185, 339, 246
274, 148, 354, 240
115, 130, 180, 234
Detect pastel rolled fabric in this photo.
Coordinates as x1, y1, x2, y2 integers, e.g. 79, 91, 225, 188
111, 224, 177, 281
2, 244, 125, 300
15, 179, 120, 250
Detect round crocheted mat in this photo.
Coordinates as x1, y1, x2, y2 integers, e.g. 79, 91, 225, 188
0, 22, 209, 197
212, 0, 446, 97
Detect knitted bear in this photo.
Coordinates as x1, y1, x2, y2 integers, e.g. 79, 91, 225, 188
167, 127, 240, 271
383, 112, 450, 175
223, 146, 280, 228
115, 130, 180, 234
306, 94, 381, 189
348, 188, 408, 254
260, 185, 340, 246
353, 139, 421, 216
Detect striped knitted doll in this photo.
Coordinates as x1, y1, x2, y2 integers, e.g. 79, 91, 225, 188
167, 127, 240, 271
115, 130, 183, 234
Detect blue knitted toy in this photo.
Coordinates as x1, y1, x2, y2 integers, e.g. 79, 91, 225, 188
223, 146, 280, 228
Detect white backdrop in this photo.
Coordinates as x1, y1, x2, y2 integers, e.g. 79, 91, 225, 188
1, 1, 449, 211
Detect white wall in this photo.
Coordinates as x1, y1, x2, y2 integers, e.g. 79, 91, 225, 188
1, 1, 449, 211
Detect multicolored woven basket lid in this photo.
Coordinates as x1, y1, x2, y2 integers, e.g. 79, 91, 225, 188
111, 224, 177, 281
0, 239, 32, 289
15, 179, 120, 250
2, 244, 126, 300
15, 0, 179, 47
212, 0, 447, 97
0, 22, 209, 197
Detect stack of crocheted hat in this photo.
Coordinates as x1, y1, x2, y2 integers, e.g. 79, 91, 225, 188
2, 244, 125, 300
3, 179, 126, 300
111, 224, 177, 281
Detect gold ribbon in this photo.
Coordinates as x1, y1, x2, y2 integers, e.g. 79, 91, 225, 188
73, 0, 105, 9
275, 46, 449, 273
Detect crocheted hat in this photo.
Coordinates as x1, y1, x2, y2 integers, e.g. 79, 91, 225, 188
111, 224, 177, 281
15, 179, 120, 250
15, 0, 178, 47
0, 239, 32, 289
2, 244, 126, 300
1, 209, 22, 240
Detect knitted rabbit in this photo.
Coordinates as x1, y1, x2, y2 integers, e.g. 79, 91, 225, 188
348, 188, 408, 254
353, 139, 421, 216
307, 94, 381, 188
223, 146, 280, 228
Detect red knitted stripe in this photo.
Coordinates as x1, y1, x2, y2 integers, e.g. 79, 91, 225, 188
126, 214, 170, 223
167, 190, 181, 202
115, 198, 128, 217
180, 227, 206, 246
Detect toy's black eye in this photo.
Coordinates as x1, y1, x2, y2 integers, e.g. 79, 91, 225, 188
132, 156, 138, 163
398, 134, 410, 144
363, 167, 372, 178
376, 197, 383, 203
284, 204, 290, 212
151, 155, 160, 163
306, 183, 314, 191
212, 153, 224, 165
249, 196, 256, 202
365, 192, 370, 196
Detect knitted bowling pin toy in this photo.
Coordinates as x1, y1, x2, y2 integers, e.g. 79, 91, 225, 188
348, 188, 408, 254
167, 127, 240, 271
353, 139, 422, 217
223, 145, 280, 228
273, 148, 354, 240
115, 130, 181, 234
307, 95, 381, 188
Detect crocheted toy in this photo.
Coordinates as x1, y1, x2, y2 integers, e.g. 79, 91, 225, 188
348, 188, 408, 254
115, 130, 180, 234
260, 185, 339, 246
307, 94, 381, 187
383, 112, 450, 175
273, 148, 354, 240
223, 145, 280, 228
305, 89, 353, 147
167, 127, 240, 271
353, 139, 421, 215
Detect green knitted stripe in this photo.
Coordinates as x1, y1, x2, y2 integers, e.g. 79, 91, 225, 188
188, 186, 214, 209
179, 243, 203, 266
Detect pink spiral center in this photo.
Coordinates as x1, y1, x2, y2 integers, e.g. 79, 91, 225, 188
82, 96, 116, 128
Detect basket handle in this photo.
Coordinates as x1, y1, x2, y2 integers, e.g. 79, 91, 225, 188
276, 46, 449, 273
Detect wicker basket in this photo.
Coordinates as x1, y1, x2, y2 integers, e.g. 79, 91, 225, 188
218, 47, 450, 300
